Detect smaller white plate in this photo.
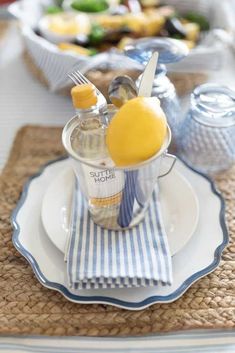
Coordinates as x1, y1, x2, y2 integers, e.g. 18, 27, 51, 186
41, 166, 199, 256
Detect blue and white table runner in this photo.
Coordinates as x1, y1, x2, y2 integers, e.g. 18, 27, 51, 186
67, 181, 172, 289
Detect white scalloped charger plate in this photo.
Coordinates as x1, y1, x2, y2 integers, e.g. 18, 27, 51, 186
12, 158, 228, 310
41, 166, 199, 256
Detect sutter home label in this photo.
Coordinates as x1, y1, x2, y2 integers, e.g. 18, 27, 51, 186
82, 158, 124, 207
89, 169, 116, 183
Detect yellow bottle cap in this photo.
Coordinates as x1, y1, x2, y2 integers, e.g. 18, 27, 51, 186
71, 83, 98, 109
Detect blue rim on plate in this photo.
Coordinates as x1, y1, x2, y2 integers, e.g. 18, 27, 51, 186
11, 157, 229, 309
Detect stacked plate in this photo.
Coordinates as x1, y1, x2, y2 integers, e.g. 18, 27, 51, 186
12, 157, 228, 310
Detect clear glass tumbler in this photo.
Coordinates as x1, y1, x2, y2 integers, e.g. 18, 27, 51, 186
178, 84, 235, 174
62, 106, 176, 230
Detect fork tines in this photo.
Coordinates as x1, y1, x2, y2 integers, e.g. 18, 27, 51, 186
68, 71, 90, 86
68, 70, 103, 98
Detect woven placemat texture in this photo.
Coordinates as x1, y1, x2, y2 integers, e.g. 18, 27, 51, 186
0, 125, 234, 336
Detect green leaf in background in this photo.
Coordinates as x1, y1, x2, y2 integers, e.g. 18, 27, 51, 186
184, 11, 210, 31
88, 24, 106, 45
45, 5, 63, 14
71, 0, 109, 13
171, 33, 184, 40
88, 48, 98, 56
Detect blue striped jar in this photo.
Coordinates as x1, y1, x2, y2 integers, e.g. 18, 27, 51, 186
178, 84, 235, 174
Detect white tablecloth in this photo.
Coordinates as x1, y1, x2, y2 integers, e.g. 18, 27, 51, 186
0, 21, 74, 170
0, 20, 234, 353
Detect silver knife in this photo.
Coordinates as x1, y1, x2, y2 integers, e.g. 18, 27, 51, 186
138, 51, 159, 97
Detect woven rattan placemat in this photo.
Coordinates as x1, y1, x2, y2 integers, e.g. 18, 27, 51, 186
0, 125, 234, 335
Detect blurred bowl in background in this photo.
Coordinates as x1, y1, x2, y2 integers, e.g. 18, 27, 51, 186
8, 0, 232, 95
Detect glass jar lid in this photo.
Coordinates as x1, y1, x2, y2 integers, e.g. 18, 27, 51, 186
192, 84, 235, 127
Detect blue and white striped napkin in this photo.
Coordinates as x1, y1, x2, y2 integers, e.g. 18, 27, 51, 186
67, 181, 172, 289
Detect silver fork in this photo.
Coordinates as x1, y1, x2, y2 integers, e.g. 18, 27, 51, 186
68, 70, 106, 104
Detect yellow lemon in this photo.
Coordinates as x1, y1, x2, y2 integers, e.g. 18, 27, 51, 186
106, 97, 167, 167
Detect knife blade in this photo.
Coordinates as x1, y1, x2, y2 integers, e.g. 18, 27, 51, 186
138, 51, 159, 97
